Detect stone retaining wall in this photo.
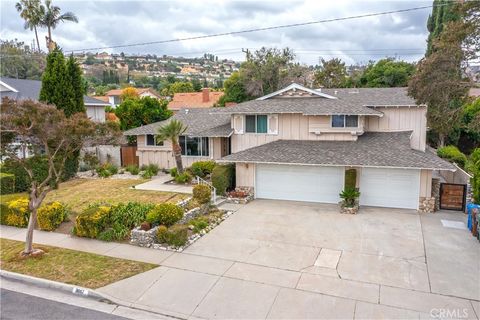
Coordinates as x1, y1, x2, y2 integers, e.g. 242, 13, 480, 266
419, 197, 435, 213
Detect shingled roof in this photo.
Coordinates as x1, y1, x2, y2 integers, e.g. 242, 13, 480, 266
219, 131, 455, 171
123, 108, 232, 137
216, 85, 419, 116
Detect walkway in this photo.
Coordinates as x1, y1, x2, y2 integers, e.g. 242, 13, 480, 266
133, 173, 192, 194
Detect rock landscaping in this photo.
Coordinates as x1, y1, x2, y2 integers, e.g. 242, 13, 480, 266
225, 187, 254, 204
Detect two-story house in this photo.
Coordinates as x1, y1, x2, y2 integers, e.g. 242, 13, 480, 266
124, 83, 454, 211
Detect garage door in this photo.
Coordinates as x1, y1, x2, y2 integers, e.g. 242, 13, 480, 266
256, 164, 344, 203
359, 168, 420, 209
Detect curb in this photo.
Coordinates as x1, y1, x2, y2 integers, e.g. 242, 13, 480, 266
0, 270, 112, 303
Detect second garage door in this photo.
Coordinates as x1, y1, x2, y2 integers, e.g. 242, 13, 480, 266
359, 167, 420, 209
256, 164, 344, 203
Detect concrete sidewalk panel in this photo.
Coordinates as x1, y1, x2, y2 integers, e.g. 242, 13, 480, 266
193, 277, 279, 319
224, 262, 300, 288
297, 273, 379, 304
267, 288, 356, 319
354, 301, 431, 319
161, 253, 234, 276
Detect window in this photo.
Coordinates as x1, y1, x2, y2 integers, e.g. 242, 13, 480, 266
331, 115, 358, 128
179, 136, 209, 156
245, 115, 268, 133
146, 134, 163, 146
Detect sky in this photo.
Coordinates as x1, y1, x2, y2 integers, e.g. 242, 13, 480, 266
1, 0, 433, 65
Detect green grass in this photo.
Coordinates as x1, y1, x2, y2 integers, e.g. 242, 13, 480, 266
0, 238, 157, 289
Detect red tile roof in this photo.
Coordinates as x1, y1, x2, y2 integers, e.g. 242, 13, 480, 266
168, 89, 223, 110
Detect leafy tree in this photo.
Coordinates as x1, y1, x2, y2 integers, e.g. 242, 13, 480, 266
115, 96, 172, 144
426, 0, 459, 56
40, 47, 85, 117
120, 87, 139, 100
0, 98, 119, 256
314, 58, 348, 88
156, 119, 187, 174
217, 72, 249, 106
409, 6, 471, 147
456, 98, 480, 153
240, 47, 296, 97
15, 0, 44, 52
0, 39, 45, 79
170, 82, 194, 94
41, 0, 78, 51
362, 58, 415, 87
191, 78, 202, 91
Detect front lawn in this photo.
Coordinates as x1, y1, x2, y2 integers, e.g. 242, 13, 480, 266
0, 238, 157, 288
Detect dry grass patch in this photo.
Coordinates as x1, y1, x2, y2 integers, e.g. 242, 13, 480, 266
44, 179, 186, 212
0, 238, 157, 289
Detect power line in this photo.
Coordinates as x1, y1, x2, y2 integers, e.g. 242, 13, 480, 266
65, 4, 441, 53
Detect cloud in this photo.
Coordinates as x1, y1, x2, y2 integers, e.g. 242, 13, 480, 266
0, 0, 431, 64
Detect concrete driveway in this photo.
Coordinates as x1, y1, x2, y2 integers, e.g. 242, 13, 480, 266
99, 200, 480, 319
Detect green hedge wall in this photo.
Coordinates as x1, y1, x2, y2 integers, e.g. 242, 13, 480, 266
0, 173, 15, 194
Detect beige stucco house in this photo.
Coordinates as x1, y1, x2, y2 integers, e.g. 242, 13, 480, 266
124, 83, 454, 211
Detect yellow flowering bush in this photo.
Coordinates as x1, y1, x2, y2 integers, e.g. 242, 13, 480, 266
3, 198, 30, 227
37, 201, 68, 231
74, 205, 111, 238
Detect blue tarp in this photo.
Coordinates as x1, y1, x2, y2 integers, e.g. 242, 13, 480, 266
467, 203, 480, 230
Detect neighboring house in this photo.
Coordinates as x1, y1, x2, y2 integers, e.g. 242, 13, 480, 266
125, 83, 455, 210
123, 108, 232, 169
0, 77, 109, 123
105, 88, 162, 107
168, 88, 223, 112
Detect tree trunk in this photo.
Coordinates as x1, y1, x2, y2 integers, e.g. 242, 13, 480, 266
24, 207, 37, 255
47, 26, 52, 52
438, 133, 445, 148
34, 26, 40, 52
172, 142, 184, 174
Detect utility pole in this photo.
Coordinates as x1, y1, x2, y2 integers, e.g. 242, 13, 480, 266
242, 48, 251, 60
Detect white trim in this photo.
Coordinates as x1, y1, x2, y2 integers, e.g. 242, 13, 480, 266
330, 115, 359, 129
0, 80, 19, 93
217, 159, 456, 172
84, 102, 110, 106
145, 134, 164, 147
256, 83, 337, 100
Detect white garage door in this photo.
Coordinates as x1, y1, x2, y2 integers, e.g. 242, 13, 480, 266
360, 168, 420, 209
256, 164, 344, 203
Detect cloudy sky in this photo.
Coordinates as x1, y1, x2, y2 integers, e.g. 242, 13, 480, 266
1, 0, 432, 65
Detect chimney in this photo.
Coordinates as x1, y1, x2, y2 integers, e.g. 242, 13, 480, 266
202, 88, 210, 103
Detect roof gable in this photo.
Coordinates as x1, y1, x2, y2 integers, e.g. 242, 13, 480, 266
256, 83, 337, 100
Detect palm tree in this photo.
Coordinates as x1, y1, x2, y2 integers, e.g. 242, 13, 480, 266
156, 119, 187, 174
15, 0, 44, 52
41, 0, 78, 51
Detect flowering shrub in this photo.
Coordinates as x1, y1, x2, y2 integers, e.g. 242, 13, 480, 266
193, 184, 211, 204
3, 198, 30, 227
146, 203, 184, 227
37, 201, 68, 231
74, 205, 111, 238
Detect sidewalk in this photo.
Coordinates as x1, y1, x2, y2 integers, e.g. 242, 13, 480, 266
134, 173, 193, 193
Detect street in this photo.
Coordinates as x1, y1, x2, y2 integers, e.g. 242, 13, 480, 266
1, 289, 128, 320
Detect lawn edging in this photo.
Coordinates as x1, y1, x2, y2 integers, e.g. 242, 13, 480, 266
1, 269, 110, 302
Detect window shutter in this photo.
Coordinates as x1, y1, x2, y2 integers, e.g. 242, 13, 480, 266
267, 115, 278, 135
233, 115, 244, 134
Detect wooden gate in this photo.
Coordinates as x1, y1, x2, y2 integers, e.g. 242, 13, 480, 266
440, 183, 466, 211
120, 146, 139, 167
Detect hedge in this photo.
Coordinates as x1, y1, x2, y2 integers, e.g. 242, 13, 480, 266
0, 173, 15, 194
37, 202, 68, 231
211, 164, 235, 195
193, 184, 211, 204
146, 203, 184, 227
437, 146, 467, 168
74, 205, 111, 238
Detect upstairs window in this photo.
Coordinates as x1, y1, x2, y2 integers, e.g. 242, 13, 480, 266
245, 115, 268, 133
331, 115, 358, 128
146, 134, 164, 146
179, 136, 209, 156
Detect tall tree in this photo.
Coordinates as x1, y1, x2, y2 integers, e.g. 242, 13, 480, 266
409, 2, 473, 147
217, 71, 249, 106
0, 98, 119, 256
241, 47, 296, 97
362, 58, 415, 87
15, 0, 44, 52
40, 47, 84, 117
314, 58, 348, 88
426, 0, 459, 56
41, 0, 78, 51
66, 54, 85, 115
156, 119, 187, 174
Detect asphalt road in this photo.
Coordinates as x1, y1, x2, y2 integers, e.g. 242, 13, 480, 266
0, 289, 129, 320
